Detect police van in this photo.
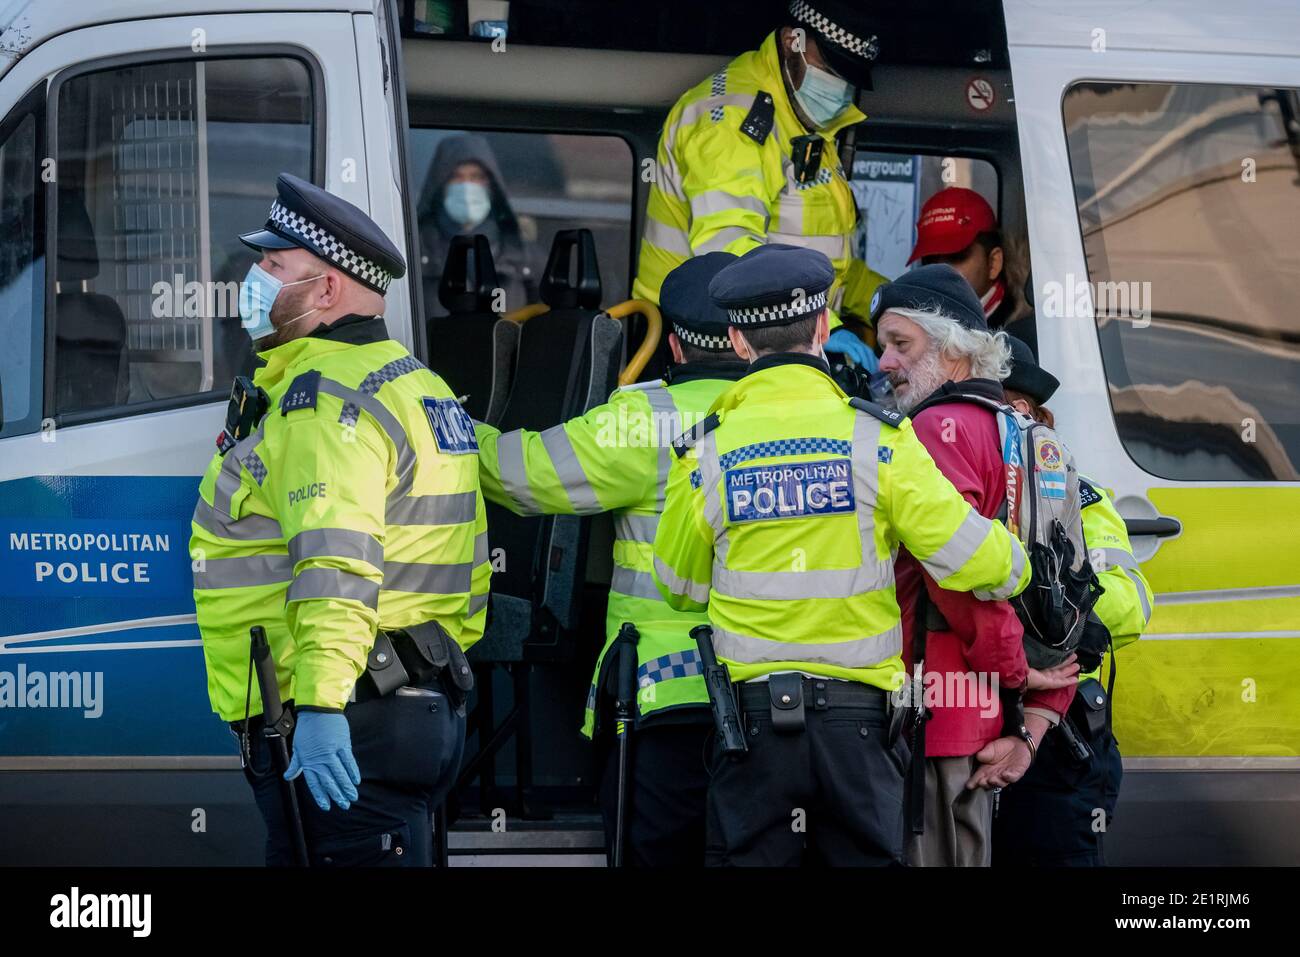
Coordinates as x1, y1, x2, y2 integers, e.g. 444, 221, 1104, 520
0, 0, 1296, 865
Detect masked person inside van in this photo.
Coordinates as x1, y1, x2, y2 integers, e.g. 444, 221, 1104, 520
416, 133, 536, 315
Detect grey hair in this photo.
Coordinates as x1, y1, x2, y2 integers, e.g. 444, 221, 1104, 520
886, 306, 1012, 380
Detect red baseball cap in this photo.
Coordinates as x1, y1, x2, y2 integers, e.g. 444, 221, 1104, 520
907, 187, 997, 264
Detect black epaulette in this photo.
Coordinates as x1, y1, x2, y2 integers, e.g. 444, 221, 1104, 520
1079, 478, 1103, 509
280, 370, 321, 414
848, 396, 905, 428
739, 91, 775, 145
672, 412, 721, 458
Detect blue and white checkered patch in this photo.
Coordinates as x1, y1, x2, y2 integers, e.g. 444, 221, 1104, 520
638, 649, 704, 687
877, 446, 893, 464
719, 437, 851, 471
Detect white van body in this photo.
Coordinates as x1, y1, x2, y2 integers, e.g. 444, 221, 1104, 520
0, 0, 1295, 864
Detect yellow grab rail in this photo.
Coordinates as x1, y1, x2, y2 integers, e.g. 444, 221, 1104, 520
606, 299, 663, 386
502, 303, 551, 324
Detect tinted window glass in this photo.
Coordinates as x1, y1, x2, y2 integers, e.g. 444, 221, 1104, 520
53, 57, 314, 418
1064, 82, 1300, 481
0, 90, 43, 439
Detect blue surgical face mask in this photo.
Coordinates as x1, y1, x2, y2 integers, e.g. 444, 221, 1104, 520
443, 181, 492, 228
787, 53, 854, 129
238, 263, 323, 342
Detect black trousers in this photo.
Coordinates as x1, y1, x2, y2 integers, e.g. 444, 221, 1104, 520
597, 720, 713, 867
704, 684, 907, 867
992, 704, 1123, 867
240, 678, 466, 867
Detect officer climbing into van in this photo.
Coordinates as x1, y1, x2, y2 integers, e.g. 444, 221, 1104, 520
652, 244, 1032, 866
190, 174, 490, 866
474, 252, 749, 866
632, 0, 888, 372
992, 336, 1154, 866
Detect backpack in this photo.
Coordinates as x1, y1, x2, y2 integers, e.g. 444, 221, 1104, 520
917, 390, 1103, 669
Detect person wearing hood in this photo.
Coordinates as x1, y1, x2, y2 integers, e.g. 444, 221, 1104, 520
416, 133, 536, 315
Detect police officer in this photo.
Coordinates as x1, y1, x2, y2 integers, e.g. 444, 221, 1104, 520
652, 244, 1032, 866
474, 253, 749, 866
191, 174, 490, 866
633, 0, 888, 370
992, 336, 1154, 866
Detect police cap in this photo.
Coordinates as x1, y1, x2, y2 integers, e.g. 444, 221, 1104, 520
708, 244, 835, 328
1002, 333, 1060, 405
240, 173, 406, 295
660, 252, 737, 352
788, 0, 882, 90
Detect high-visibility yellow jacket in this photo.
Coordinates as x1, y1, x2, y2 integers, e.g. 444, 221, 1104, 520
652, 354, 1031, 690
1081, 477, 1153, 682
475, 360, 748, 736
632, 31, 887, 321
190, 316, 490, 721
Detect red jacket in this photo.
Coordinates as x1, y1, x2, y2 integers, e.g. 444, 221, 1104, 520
895, 380, 1075, 757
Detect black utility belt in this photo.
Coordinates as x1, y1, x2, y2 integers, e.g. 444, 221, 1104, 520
737, 675, 886, 734
357, 622, 474, 706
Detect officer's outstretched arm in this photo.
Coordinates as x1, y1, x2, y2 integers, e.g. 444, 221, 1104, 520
473, 390, 659, 517
275, 408, 387, 712
652, 451, 714, 613
1084, 483, 1153, 651
884, 424, 1030, 601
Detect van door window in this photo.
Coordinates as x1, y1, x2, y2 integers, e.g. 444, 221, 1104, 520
52, 56, 315, 420
410, 128, 633, 320
1063, 82, 1300, 482
0, 86, 45, 439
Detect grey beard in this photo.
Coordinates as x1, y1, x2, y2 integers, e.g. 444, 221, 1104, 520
892, 348, 948, 415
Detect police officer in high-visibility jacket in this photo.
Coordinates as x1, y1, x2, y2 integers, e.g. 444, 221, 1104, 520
190, 174, 490, 867
651, 244, 1032, 866
993, 336, 1154, 866
474, 252, 748, 866
633, 0, 888, 371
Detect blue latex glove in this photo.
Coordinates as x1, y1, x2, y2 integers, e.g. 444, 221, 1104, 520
825, 327, 880, 374
285, 711, 361, 811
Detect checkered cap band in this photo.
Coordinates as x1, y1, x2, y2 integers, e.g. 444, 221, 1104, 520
672, 322, 731, 352
788, 0, 880, 61
268, 200, 393, 292
726, 288, 828, 325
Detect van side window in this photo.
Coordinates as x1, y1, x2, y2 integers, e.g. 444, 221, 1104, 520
1064, 82, 1300, 482
409, 128, 633, 320
52, 57, 315, 420
0, 86, 45, 439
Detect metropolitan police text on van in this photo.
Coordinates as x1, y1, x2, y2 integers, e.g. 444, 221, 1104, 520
9, 530, 170, 584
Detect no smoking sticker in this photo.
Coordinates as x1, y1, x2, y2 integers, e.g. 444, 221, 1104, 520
966, 76, 996, 112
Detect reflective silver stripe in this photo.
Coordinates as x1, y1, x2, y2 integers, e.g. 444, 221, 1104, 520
850, 413, 887, 582
768, 230, 848, 261
673, 94, 756, 144
212, 451, 244, 516
653, 555, 710, 604
288, 528, 383, 570
316, 377, 415, 480
1124, 567, 1153, 624
192, 498, 283, 542
695, 225, 754, 255
474, 531, 490, 567
694, 432, 725, 538
386, 490, 477, 526
642, 216, 693, 259
193, 554, 293, 590
689, 189, 770, 221
468, 592, 490, 616
616, 512, 660, 545
974, 535, 1029, 602
382, 561, 472, 596
540, 425, 602, 513
921, 509, 992, 583
642, 385, 679, 509
287, 568, 380, 609
712, 621, 903, 669
610, 565, 666, 601
1100, 547, 1141, 572
496, 430, 544, 515
711, 564, 890, 601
